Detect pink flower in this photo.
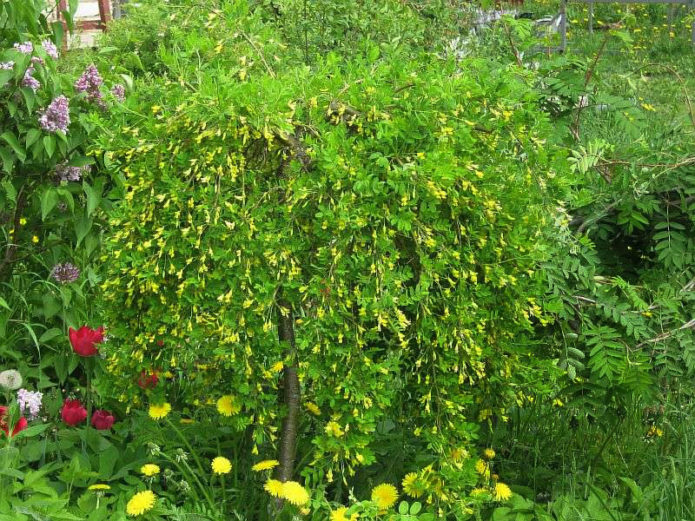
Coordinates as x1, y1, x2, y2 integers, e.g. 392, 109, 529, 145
0, 406, 28, 437
61, 399, 87, 426
69, 326, 104, 357
91, 409, 115, 430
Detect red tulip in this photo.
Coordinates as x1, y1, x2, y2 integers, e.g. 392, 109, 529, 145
91, 409, 115, 430
137, 370, 159, 390
61, 399, 87, 426
69, 326, 105, 357
0, 406, 28, 437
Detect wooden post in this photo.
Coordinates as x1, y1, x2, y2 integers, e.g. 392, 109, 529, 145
97, 0, 112, 25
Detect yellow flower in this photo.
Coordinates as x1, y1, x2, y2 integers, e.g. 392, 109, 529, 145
281, 481, 310, 506
148, 403, 171, 420
371, 483, 398, 509
211, 456, 232, 475
475, 459, 489, 475
88, 484, 111, 491
483, 448, 496, 460
126, 490, 156, 516
647, 425, 663, 438
305, 402, 321, 416
32, 235, 39, 243
402, 472, 424, 498
19, 218, 26, 226
325, 421, 344, 437
140, 464, 160, 477
252, 459, 279, 472
264, 479, 284, 497
494, 483, 512, 501
470, 487, 488, 497
331, 507, 358, 521
270, 361, 284, 373
216, 395, 240, 416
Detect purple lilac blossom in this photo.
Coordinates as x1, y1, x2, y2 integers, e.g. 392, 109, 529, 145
13, 41, 33, 54
50, 262, 81, 283
31, 56, 45, 66
39, 95, 70, 133
21, 67, 40, 91
55, 163, 89, 182
74, 64, 104, 105
0, 61, 14, 70
41, 39, 59, 59
111, 84, 125, 102
17, 389, 43, 420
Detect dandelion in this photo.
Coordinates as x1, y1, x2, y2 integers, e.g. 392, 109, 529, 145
493, 482, 512, 501
647, 425, 664, 438
252, 459, 279, 472
17, 389, 42, 419
88, 484, 111, 491
483, 448, 496, 460
0, 370, 22, 390
148, 402, 171, 420
211, 456, 232, 475
371, 483, 398, 509
140, 464, 160, 477
126, 490, 156, 516
474, 459, 489, 475
216, 395, 240, 416
281, 481, 310, 506
264, 479, 284, 497
331, 507, 353, 521
50, 262, 80, 283
402, 472, 425, 498
41, 39, 59, 59
39, 95, 70, 133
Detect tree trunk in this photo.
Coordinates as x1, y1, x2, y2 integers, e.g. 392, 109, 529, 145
275, 302, 300, 483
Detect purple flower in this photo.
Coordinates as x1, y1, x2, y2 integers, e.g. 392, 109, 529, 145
13, 41, 33, 54
55, 162, 89, 182
111, 84, 125, 102
21, 66, 40, 91
31, 56, 45, 66
74, 64, 104, 105
17, 389, 43, 420
0, 61, 14, 70
50, 262, 80, 284
39, 95, 70, 133
42, 39, 59, 60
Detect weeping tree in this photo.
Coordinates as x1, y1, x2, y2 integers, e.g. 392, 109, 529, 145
96, 2, 569, 513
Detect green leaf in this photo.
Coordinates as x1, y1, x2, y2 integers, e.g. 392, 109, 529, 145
41, 188, 59, 220
26, 129, 41, 148
39, 328, 63, 343
43, 135, 56, 158
83, 181, 102, 217
0, 132, 26, 162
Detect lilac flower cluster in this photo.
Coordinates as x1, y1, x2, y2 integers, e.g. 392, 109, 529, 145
39, 95, 70, 133
55, 163, 89, 182
22, 66, 40, 91
0, 61, 14, 70
74, 64, 105, 107
13, 41, 33, 54
50, 262, 81, 284
17, 389, 43, 420
111, 83, 125, 102
42, 39, 59, 60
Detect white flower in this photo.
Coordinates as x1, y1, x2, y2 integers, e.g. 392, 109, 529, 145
0, 370, 22, 390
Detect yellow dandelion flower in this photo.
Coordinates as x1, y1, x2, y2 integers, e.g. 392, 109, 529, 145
371, 483, 398, 509
264, 479, 284, 497
216, 395, 240, 416
451, 447, 470, 462
647, 425, 663, 438
281, 481, 310, 506
470, 487, 488, 497
140, 464, 160, 477
305, 402, 321, 416
252, 459, 280, 472
148, 402, 171, 420
475, 459, 488, 475
483, 448, 496, 460
494, 483, 512, 501
402, 472, 425, 498
126, 490, 156, 516
211, 456, 232, 475
88, 484, 111, 491
331, 507, 350, 521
